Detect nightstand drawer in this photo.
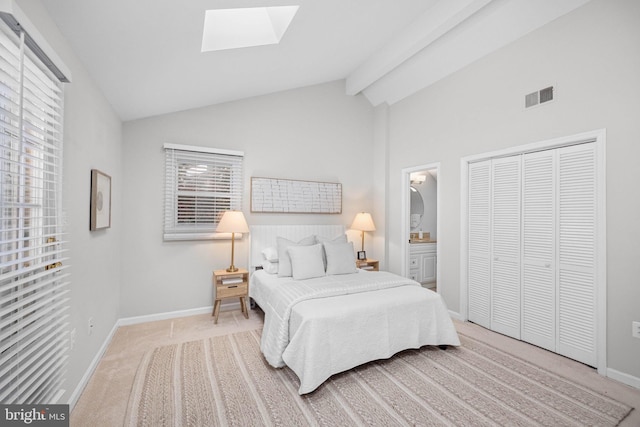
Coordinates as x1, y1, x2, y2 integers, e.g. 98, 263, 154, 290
217, 282, 247, 298
212, 268, 249, 324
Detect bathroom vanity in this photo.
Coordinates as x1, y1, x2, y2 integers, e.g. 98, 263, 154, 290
409, 241, 436, 289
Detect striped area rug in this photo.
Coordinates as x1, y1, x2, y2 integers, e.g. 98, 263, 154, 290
125, 330, 632, 426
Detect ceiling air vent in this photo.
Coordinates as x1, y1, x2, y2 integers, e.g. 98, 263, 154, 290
539, 86, 554, 103
525, 91, 539, 108
525, 85, 554, 109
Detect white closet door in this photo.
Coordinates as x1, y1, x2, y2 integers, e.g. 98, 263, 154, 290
468, 160, 492, 328
557, 143, 597, 366
522, 150, 556, 351
490, 156, 521, 339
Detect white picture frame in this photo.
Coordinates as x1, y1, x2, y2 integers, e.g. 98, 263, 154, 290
250, 177, 342, 213
90, 169, 112, 230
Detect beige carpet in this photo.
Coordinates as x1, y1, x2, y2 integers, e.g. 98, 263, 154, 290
125, 329, 632, 426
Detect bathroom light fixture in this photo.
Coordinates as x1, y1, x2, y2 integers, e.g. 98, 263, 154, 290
201, 6, 299, 52
216, 211, 249, 272
410, 174, 426, 185
351, 212, 376, 252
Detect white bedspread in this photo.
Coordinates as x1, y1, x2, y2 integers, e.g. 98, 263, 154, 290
251, 270, 460, 394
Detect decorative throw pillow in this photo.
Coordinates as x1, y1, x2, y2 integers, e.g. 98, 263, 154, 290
316, 234, 348, 268
277, 235, 316, 277
288, 244, 326, 280
324, 241, 357, 275
315, 234, 348, 244
261, 246, 278, 262
261, 260, 278, 274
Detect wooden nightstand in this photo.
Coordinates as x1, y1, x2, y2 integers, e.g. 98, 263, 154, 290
356, 259, 379, 271
212, 268, 249, 324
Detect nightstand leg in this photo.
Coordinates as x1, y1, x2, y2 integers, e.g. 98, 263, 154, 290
239, 297, 248, 319
212, 300, 221, 324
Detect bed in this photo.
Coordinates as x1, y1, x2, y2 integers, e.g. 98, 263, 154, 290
249, 224, 460, 394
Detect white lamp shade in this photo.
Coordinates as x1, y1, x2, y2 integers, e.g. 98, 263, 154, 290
351, 212, 376, 231
216, 211, 249, 233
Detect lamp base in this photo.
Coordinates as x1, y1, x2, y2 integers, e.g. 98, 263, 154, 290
226, 266, 238, 272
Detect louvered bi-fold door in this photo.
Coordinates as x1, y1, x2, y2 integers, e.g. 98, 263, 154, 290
522, 150, 556, 351
468, 161, 492, 329
556, 143, 597, 366
490, 156, 522, 339
468, 142, 598, 367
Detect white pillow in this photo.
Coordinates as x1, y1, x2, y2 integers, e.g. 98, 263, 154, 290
288, 244, 326, 280
261, 260, 278, 274
261, 246, 278, 262
277, 235, 316, 277
316, 234, 347, 268
324, 241, 357, 275
315, 234, 347, 244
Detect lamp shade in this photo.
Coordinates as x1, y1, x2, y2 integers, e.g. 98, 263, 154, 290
216, 211, 249, 233
351, 212, 376, 231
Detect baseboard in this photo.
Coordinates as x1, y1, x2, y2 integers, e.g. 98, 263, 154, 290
117, 306, 210, 326
67, 320, 119, 410
118, 302, 245, 326
448, 310, 464, 321
607, 367, 640, 390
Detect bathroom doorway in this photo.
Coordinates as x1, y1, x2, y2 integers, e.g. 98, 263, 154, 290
401, 164, 439, 292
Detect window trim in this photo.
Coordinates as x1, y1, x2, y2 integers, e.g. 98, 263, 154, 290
163, 143, 244, 241
163, 142, 243, 158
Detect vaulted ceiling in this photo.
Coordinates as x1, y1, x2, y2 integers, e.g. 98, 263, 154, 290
41, 0, 590, 121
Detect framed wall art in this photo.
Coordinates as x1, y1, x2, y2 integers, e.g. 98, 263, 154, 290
90, 169, 112, 230
251, 177, 342, 214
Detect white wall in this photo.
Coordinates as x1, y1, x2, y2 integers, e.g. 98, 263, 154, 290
382, 0, 640, 380
121, 81, 375, 317
372, 104, 389, 270
15, 0, 124, 405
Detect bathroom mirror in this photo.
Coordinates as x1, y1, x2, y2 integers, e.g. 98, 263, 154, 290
410, 186, 424, 230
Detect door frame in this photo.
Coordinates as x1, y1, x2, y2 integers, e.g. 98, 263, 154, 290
459, 128, 607, 374
400, 162, 440, 292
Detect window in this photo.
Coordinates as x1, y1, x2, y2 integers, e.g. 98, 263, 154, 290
0, 15, 69, 404
163, 143, 244, 241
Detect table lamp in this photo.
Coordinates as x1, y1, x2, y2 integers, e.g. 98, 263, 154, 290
351, 212, 376, 252
216, 211, 249, 272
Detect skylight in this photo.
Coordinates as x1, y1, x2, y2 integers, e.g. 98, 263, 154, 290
201, 6, 299, 52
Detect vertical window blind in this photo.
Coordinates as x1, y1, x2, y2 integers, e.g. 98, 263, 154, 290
0, 18, 69, 404
163, 143, 244, 241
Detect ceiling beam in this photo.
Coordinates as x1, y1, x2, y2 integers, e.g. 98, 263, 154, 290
345, 0, 492, 96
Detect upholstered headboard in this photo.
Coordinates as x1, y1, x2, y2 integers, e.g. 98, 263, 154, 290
249, 224, 345, 271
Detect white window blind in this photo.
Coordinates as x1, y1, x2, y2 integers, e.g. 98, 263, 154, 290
164, 144, 244, 241
0, 18, 69, 404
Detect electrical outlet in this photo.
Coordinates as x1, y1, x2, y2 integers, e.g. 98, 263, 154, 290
633, 321, 640, 339
70, 328, 76, 350
88, 317, 94, 336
